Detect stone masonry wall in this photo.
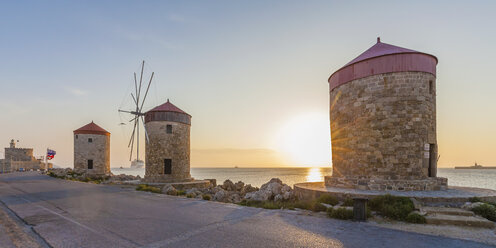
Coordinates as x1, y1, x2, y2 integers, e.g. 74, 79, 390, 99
144, 121, 191, 183
4, 148, 35, 161
326, 71, 445, 190
74, 134, 110, 175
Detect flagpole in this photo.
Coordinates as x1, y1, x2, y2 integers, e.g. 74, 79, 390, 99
45, 147, 48, 171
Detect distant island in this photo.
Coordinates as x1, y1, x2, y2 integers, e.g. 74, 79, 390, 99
455, 162, 496, 169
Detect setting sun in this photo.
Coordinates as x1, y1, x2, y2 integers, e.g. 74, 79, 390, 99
273, 113, 331, 167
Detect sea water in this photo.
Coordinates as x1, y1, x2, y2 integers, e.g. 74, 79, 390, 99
111, 167, 496, 190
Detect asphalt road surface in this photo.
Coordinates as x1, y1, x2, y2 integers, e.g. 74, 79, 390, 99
0, 172, 492, 248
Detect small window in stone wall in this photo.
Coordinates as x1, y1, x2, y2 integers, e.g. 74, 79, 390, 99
164, 159, 172, 174
88, 138, 92, 143
429, 80, 434, 94
76, 135, 78, 139
166, 125, 172, 134
88, 159, 93, 169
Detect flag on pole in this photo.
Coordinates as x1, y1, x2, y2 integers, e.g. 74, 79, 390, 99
47, 149, 56, 160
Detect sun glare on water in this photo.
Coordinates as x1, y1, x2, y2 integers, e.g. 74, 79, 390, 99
306, 167, 324, 182
274, 112, 331, 167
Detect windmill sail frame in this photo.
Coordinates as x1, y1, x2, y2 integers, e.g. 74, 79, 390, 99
118, 61, 154, 163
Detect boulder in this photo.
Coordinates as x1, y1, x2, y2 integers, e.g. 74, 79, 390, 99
245, 190, 272, 201
212, 185, 223, 194
186, 188, 198, 194
222, 180, 236, 191
274, 194, 284, 202
461, 201, 485, 210
281, 185, 292, 194
260, 178, 283, 196
241, 184, 258, 195
229, 193, 242, 204
214, 189, 229, 202
162, 185, 177, 195
234, 181, 245, 192
282, 191, 293, 201
243, 178, 289, 201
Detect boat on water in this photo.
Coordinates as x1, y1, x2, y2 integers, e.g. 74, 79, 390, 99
455, 162, 496, 169
130, 159, 145, 169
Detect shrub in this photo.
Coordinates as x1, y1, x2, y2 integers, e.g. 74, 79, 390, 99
293, 200, 327, 212
177, 190, 186, 196
469, 197, 482, 203
405, 212, 426, 224
317, 195, 339, 206
329, 208, 354, 220
326, 207, 334, 216
342, 197, 354, 207
369, 194, 414, 221
472, 204, 496, 221
294, 201, 312, 210
186, 193, 194, 198
311, 202, 328, 212
202, 194, 211, 201
136, 184, 161, 194
240, 200, 261, 207
262, 202, 280, 209
367, 208, 372, 218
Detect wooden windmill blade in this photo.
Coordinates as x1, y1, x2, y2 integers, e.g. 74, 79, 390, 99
117, 60, 154, 165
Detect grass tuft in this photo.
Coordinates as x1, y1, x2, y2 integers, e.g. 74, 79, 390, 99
316, 195, 338, 206
369, 194, 414, 221
342, 197, 354, 207
136, 184, 161, 194
328, 207, 354, 220
405, 212, 426, 224
202, 194, 211, 201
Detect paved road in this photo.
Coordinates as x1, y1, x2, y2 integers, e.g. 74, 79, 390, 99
0, 172, 492, 248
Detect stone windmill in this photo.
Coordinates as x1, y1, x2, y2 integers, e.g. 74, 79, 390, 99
118, 61, 154, 168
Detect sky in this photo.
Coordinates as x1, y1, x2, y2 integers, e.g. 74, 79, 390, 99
1, 1, 495, 168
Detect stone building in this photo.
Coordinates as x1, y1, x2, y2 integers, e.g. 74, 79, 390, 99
325, 38, 447, 191
0, 139, 52, 172
144, 100, 192, 183
73, 121, 110, 175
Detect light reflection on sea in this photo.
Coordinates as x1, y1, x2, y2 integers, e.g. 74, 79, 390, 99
110, 167, 496, 190
111, 167, 330, 187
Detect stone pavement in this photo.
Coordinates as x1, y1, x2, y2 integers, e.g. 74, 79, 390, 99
0, 172, 493, 248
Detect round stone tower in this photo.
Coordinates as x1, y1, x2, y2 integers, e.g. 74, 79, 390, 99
73, 121, 110, 175
144, 100, 192, 183
325, 38, 447, 191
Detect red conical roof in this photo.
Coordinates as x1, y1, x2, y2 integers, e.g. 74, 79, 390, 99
328, 37, 438, 91
147, 99, 190, 116
74, 121, 110, 136
343, 37, 436, 67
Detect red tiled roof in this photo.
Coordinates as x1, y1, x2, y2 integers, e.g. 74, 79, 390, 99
147, 99, 190, 116
343, 37, 437, 67
74, 121, 110, 136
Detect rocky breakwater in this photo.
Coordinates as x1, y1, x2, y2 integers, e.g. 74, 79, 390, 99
162, 178, 295, 204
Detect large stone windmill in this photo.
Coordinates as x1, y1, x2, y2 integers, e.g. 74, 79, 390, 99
118, 61, 154, 168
